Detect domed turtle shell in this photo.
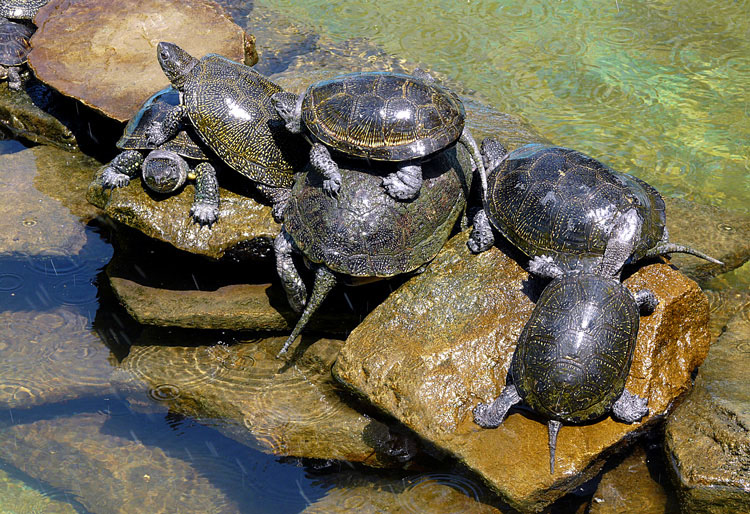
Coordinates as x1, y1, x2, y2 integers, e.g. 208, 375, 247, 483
0, 0, 48, 20
182, 54, 301, 187
301, 71, 465, 162
118, 86, 206, 161
284, 145, 473, 277
512, 272, 639, 423
485, 144, 666, 272
0, 18, 32, 67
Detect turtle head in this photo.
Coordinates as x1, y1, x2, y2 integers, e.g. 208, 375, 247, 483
156, 42, 198, 91
142, 149, 188, 194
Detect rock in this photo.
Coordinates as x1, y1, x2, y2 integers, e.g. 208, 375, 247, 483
29, 0, 256, 123
303, 470, 503, 513
87, 168, 279, 260
703, 289, 750, 341
117, 331, 411, 467
0, 308, 114, 409
0, 467, 77, 514
0, 412, 245, 513
664, 306, 750, 513
333, 230, 710, 512
590, 444, 678, 513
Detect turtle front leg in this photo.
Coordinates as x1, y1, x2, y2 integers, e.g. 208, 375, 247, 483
382, 164, 422, 201
473, 384, 522, 428
310, 143, 341, 196
467, 208, 495, 253
274, 228, 307, 313
6, 66, 23, 91
255, 183, 292, 223
271, 91, 304, 134
146, 104, 187, 146
190, 162, 220, 226
101, 150, 144, 188
611, 388, 649, 423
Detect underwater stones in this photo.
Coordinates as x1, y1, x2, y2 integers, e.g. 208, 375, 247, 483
0, 309, 114, 409
29, 0, 256, 122
334, 231, 710, 512
664, 306, 750, 513
0, 467, 77, 514
118, 333, 408, 467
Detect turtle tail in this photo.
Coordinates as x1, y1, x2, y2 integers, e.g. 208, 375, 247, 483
548, 420, 562, 474
277, 265, 337, 358
644, 243, 723, 265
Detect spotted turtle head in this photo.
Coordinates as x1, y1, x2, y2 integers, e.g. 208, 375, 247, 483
142, 149, 188, 194
156, 42, 198, 91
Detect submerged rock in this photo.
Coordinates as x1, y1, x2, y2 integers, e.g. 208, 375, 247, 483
0, 467, 77, 514
117, 332, 412, 467
664, 305, 750, 513
30, 0, 256, 123
703, 289, 750, 340
334, 231, 710, 512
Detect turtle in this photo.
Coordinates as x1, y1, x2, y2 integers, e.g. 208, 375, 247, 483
0, 18, 32, 91
473, 256, 659, 473
275, 143, 473, 357
270, 70, 486, 202
0, 0, 49, 20
468, 140, 722, 277
146, 42, 305, 221
101, 86, 220, 226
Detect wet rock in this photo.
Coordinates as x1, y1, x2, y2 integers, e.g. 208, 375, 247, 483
0, 467, 77, 514
664, 306, 750, 513
30, 0, 255, 122
703, 289, 750, 341
590, 444, 677, 513
334, 231, 710, 512
303, 470, 503, 513
117, 332, 410, 467
0, 309, 114, 409
0, 412, 245, 513
87, 169, 279, 260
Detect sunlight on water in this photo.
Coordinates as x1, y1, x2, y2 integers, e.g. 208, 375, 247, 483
258, 0, 750, 211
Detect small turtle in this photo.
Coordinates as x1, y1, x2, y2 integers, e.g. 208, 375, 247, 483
0, 0, 49, 20
0, 18, 32, 90
468, 141, 722, 277
101, 86, 220, 225
271, 71, 485, 202
473, 256, 659, 473
147, 42, 304, 221
275, 144, 473, 357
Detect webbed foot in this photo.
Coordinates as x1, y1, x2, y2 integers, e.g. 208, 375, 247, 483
310, 143, 341, 196
382, 164, 422, 201
101, 167, 131, 188
612, 388, 648, 423
473, 385, 521, 428
190, 202, 219, 226
467, 209, 494, 253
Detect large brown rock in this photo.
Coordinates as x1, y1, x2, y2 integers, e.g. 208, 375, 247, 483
664, 306, 750, 513
117, 331, 412, 467
30, 0, 256, 123
334, 230, 710, 512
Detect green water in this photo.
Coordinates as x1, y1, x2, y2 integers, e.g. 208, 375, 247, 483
259, 0, 750, 212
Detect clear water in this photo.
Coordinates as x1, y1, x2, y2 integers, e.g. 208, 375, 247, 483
1, 0, 748, 511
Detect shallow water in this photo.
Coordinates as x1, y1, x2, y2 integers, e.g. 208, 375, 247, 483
0, 0, 748, 512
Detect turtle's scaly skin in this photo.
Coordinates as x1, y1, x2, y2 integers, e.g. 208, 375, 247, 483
183, 54, 300, 187
0, 18, 31, 66
302, 71, 465, 161
512, 272, 640, 423
485, 144, 665, 272
0, 0, 48, 20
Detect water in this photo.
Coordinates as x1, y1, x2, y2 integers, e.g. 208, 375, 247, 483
1, 0, 748, 511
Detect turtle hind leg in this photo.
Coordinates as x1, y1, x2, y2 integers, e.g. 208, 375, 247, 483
101, 150, 144, 188
190, 162, 220, 226
310, 143, 341, 196
255, 183, 291, 223
634, 288, 659, 314
275, 228, 306, 313
382, 164, 422, 201
473, 384, 522, 428
146, 104, 186, 146
612, 388, 649, 423
548, 420, 562, 474
277, 264, 337, 358
6, 66, 23, 91
467, 209, 495, 254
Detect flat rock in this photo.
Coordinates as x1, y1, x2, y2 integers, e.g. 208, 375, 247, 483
664, 306, 750, 513
334, 231, 710, 512
117, 331, 410, 467
0, 308, 114, 409
30, 0, 256, 122
0, 467, 77, 514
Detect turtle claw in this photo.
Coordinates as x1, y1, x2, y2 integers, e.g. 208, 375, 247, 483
190, 203, 219, 226
145, 122, 168, 146
382, 175, 418, 201
322, 177, 341, 196
101, 168, 130, 188
473, 402, 504, 428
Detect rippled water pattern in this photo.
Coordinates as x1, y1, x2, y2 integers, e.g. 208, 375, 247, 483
259, 0, 750, 211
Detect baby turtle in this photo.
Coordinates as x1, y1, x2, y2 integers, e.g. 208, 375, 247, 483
0, 0, 49, 20
147, 42, 304, 221
473, 257, 659, 473
0, 18, 32, 90
102, 86, 220, 225
271, 71, 485, 201
469, 141, 722, 276
275, 144, 473, 357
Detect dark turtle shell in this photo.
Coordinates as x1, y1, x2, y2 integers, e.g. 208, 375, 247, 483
183, 54, 301, 187
0, 18, 32, 66
0, 0, 48, 20
512, 272, 639, 423
485, 144, 666, 272
301, 72, 465, 162
118, 86, 206, 160
284, 145, 472, 277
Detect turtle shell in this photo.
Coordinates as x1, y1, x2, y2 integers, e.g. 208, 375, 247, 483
0, 18, 32, 67
512, 272, 639, 423
284, 145, 472, 277
118, 86, 207, 161
485, 144, 666, 272
301, 71, 465, 162
0, 0, 48, 20
183, 54, 301, 187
